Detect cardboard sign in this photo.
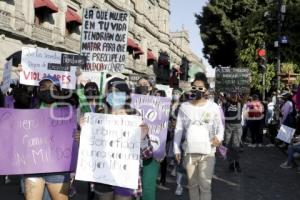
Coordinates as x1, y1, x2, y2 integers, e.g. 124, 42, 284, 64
75, 113, 142, 189
20, 47, 77, 89
0, 107, 78, 175
80, 9, 129, 73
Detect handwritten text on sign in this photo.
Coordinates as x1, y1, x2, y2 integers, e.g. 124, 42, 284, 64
0, 108, 78, 175
75, 113, 141, 189
131, 94, 171, 160
20, 47, 76, 89
81, 9, 129, 73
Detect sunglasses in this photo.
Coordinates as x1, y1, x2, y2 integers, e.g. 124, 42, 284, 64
191, 86, 205, 92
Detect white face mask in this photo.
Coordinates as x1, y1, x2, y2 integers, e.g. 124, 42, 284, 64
173, 94, 181, 101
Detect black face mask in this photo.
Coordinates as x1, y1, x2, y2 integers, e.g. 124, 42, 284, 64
136, 86, 149, 95
84, 88, 98, 100
190, 90, 204, 100
38, 90, 57, 104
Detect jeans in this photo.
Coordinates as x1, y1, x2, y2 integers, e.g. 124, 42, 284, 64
247, 120, 263, 144
287, 144, 300, 165
185, 153, 215, 200
224, 123, 242, 162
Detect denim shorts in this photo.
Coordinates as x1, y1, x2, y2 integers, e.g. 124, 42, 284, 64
24, 172, 70, 184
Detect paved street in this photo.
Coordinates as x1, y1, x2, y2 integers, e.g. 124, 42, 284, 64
1, 146, 300, 200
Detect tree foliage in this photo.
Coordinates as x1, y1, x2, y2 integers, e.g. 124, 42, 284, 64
196, 0, 300, 91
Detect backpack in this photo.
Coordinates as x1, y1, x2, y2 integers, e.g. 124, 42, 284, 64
181, 107, 214, 155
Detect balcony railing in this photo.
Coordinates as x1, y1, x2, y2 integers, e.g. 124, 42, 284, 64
0, 10, 11, 29
64, 36, 80, 52
32, 26, 53, 43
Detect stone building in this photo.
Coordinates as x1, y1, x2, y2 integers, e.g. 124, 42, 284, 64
0, 0, 205, 84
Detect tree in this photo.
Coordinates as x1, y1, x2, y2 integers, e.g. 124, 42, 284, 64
195, 0, 259, 68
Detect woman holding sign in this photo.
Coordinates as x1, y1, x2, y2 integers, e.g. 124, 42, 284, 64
23, 76, 72, 200
79, 76, 153, 200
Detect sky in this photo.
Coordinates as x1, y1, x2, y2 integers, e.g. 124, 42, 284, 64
169, 0, 215, 77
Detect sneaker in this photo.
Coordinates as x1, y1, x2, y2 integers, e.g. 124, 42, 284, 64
4, 176, 11, 184
175, 185, 183, 196
157, 183, 170, 191
170, 168, 176, 177
280, 161, 293, 169
248, 144, 257, 148
257, 144, 263, 148
265, 144, 275, 147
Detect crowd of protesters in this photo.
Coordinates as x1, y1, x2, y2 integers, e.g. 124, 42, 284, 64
1, 51, 300, 200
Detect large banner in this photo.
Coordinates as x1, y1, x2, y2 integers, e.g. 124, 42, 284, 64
215, 68, 251, 94
1, 59, 12, 93
0, 107, 78, 175
81, 9, 129, 73
75, 113, 142, 189
20, 47, 77, 89
131, 94, 171, 160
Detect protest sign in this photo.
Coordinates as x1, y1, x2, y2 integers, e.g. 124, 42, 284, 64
0, 107, 78, 175
80, 9, 129, 73
1, 59, 12, 93
155, 84, 173, 98
75, 113, 141, 189
276, 124, 296, 144
61, 54, 86, 68
131, 94, 171, 160
129, 74, 156, 86
215, 68, 251, 94
20, 47, 77, 89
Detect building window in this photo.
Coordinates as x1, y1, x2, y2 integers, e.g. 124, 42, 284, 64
65, 7, 82, 35
34, 0, 58, 26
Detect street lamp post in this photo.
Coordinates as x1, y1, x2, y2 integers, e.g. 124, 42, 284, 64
276, 0, 282, 94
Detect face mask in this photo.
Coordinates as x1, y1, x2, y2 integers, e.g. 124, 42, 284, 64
84, 88, 98, 100
38, 90, 56, 104
106, 92, 127, 109
190, 90, 204, 100
136, 86, 149, 95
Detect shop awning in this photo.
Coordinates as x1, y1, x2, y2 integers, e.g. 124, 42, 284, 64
34, 0, 58, 13
127, 38, 139, 50
66, 7, 82, 25
134, 46, 144, 55
147, 50, 156, 61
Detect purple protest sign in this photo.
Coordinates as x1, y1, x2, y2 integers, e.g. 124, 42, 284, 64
0, 107, 78, 175
5, 96, 14, 108
131, 94, 171, 160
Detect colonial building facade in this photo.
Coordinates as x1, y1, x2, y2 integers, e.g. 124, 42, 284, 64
0, 0, 205, 84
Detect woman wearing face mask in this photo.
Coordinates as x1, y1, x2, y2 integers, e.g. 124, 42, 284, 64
23, 75, 72, 200
81, 77, 153, 200
135, 77, 156, 96
135, 77, 160, 200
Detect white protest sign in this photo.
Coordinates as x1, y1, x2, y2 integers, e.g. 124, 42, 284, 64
75, 113, 142, 189
81, 9, 129, 73
276, 124, 296, 143
20, 47, 76, 89
156, 84, 173, 98
1, 59, 12, 93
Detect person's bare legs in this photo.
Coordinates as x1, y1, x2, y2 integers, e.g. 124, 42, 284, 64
47, 182, 70, 200
24, 177, 45, 200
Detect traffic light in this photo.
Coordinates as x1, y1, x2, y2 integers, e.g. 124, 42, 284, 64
257, 48, 267, 72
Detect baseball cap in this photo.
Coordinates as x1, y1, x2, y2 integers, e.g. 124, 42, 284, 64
39, 75, 60, 88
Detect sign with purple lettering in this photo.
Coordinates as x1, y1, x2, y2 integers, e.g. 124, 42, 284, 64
131, 94, 171, 160
0, 107, 78, 175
